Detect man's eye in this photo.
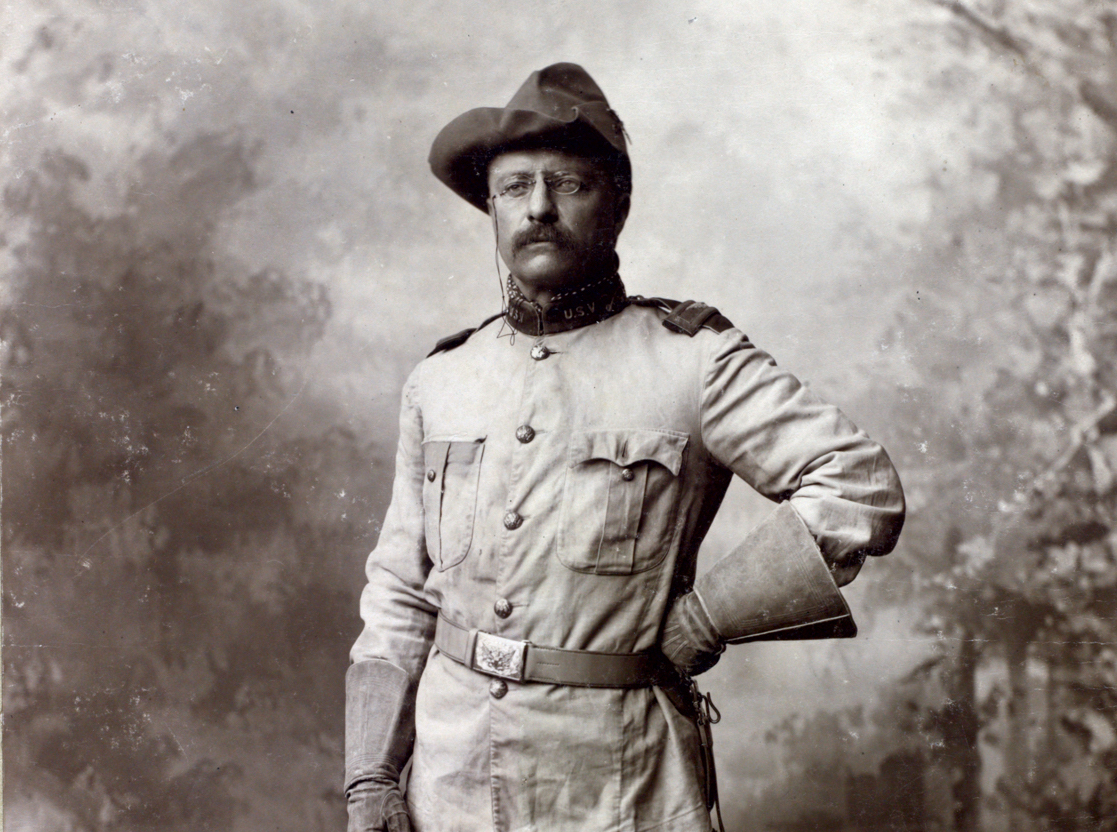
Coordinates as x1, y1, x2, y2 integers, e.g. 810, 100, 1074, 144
501, 182, 532, 198
550, 178, 582, 195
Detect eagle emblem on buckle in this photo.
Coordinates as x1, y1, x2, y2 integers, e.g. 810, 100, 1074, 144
474, 632, 526, 680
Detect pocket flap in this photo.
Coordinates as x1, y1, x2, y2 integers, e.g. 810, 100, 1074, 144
422, 440, 450, 472
569, 429, 688, 476
423, 436, 486, 466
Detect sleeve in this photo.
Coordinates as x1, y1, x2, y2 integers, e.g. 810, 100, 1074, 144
350, 366, 439, 680
699, 329, 905, 583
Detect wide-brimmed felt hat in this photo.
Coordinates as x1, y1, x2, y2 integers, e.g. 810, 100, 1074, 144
429, 63, 630, 212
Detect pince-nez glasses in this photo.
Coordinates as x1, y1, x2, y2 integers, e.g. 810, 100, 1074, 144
493, 175, 587, 202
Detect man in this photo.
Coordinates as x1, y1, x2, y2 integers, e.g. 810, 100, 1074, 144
346, 63, 905, 832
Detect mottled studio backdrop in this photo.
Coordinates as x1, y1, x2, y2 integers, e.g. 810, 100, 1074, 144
4, 1, 1117, 830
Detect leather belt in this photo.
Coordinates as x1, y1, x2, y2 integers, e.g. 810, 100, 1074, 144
434, 615, 671, 688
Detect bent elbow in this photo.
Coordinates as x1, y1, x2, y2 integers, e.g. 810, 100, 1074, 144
870, 460, 906, 557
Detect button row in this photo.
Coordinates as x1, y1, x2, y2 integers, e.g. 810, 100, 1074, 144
491, 347, 535, 678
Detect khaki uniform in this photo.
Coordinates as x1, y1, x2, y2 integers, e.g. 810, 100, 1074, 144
351, 285, 904, 832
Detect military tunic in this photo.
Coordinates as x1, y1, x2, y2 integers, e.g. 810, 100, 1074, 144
351, 277, 905, 832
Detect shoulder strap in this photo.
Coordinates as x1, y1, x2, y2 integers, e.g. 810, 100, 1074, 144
427, 312, 504, 357
627, 296, 736, 336
627, 295, 680, 314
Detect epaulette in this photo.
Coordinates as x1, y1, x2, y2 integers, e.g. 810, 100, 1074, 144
627, 296, 736, 336
427, 312, 504, 357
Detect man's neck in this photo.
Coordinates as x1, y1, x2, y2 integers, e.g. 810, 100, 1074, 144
510, 263, 614, 308
510, 278, 559, 308
503, 270, 628, 337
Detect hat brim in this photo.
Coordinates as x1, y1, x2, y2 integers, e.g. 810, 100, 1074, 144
429, 106, 629, 213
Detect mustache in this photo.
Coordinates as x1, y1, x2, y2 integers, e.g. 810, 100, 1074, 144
511, 225, 574, 254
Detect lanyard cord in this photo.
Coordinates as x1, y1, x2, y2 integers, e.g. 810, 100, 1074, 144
489, 196, 514, 344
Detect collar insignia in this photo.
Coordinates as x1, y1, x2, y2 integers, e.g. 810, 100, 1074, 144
504, 272, 628, 336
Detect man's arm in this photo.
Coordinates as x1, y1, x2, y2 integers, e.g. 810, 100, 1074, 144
352, 369, 438, 674
700, 330, 905, 577
662, 330, 904, 673
347, 369, 437, 831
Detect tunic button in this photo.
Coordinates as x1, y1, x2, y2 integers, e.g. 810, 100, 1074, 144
494, 598, 513, 618
621, 467, 635, 481
515, 425, 536, 444
490, 679, 508, 699
503, 511, 523, 530
530, 344, 551, 361
426, 469, 437, 482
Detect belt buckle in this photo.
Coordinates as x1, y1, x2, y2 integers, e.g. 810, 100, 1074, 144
473, 631, 527, 681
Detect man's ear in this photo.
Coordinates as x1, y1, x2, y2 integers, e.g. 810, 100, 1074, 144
613, 193, 631, 237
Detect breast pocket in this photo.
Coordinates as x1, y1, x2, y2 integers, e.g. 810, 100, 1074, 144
557, 429, 689, 575
422, 437, 485, 571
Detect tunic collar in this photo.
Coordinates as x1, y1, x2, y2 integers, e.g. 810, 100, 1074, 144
504, 272, 628, 336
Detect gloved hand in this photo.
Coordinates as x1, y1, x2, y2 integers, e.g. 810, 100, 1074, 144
347, 776, 411, 832
660, 590, 724, 676
345, 660, 418, 832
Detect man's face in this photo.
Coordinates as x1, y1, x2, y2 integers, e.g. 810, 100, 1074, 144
487, 149, 629, 296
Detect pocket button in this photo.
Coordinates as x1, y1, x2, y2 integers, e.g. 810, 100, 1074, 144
621, 467, 635, 481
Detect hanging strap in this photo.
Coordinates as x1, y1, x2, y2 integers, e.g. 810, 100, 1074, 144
688, 679, 725, 832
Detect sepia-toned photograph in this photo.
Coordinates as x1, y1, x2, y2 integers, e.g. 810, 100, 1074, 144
3, 2, 1115, 831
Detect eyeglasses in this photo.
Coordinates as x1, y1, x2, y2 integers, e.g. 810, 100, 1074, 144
493, 175, 588, 202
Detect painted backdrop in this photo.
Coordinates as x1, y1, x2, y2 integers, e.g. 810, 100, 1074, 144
5, 1, 1116, 830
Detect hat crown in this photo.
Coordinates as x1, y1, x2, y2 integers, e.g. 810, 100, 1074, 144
507, 63, 609, 123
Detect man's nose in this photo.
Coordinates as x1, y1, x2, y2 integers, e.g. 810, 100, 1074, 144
526, 177, 558, 222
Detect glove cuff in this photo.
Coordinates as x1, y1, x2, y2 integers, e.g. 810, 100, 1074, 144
345, 659, 418, 794
694, 502, 855, 643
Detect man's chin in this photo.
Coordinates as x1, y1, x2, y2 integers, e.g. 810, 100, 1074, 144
512, 258, 579, 294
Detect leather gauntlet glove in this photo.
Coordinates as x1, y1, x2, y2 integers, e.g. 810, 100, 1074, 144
345, 660, 419, 832
661, 591, 724, 676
